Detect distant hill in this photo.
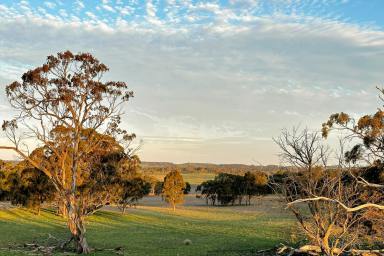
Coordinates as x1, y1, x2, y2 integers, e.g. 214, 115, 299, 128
1, 159, 287, 175
141, 161, 286, 175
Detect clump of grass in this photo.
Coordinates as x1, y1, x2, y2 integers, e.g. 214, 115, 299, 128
183, 239, 192, 245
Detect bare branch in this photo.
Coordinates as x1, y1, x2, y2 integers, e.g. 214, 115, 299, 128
287, 196, 384, 212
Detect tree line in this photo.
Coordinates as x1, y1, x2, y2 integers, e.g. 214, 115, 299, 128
141, 162, 283, 176
0, 158, 195, 215
0, 152, 152, 215
196, 171, 271, 206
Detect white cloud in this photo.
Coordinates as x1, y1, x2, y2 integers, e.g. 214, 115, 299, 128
146, 0, 162, 25
74, 0, 85, 11
119, 6, 134, 16
85, 11, 97, 20
58, 9, 68, 17
0, 61, 31, 81
44, 1, 56, 9
102, 4, 115, 12
0, 3, 383, 163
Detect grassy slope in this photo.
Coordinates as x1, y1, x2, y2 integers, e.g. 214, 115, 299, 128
0, 199, 295, 256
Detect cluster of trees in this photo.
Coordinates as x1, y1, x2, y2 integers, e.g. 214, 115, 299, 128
196, 172, 271, 206
0, 159, 196, 216
0, 148, 153, 216
0, 160, 55, 215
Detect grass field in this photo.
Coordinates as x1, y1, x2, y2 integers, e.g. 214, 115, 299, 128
0, 195, 297, 256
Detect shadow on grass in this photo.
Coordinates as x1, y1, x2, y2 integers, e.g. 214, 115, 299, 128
0, 207, 294, 256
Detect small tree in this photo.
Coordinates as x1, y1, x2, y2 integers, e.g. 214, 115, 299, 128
183, 182, 191, 194
243, 171, 269, 205
197, 180, 217, 205
154, 181, 163, 196
118, 177, 151, 213
0, 160, 13, 200
8, 166, 56, 215
162, 170, 185, 211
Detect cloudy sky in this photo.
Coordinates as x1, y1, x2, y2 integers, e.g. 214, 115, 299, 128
0, 0, 383, 164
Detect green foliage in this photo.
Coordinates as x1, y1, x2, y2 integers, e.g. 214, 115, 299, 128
183, 182, 191, 194
2, 166, 55, 214
0, 160, 9, 200
197, 172, 271, 206
119, 177, 151, 212
154, 181, 163, 196
0, 143, 148, 216
0, 161, 56, 214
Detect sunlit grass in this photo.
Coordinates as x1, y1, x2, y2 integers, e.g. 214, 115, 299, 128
0, 198, 296, 256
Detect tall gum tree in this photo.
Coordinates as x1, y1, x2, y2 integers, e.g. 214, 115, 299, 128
0, 51, 134, 253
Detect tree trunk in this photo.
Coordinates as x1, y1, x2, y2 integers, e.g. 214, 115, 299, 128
66, 196, 91, 254
59, 201, 68, 218
320, 224, 334, 256
122, 204, 127, 214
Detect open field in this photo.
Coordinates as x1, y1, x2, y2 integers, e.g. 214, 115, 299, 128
0, 195, 297, 256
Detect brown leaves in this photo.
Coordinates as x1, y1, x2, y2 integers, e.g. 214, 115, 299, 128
5, 81, 21, 96
356, 110, 384, 139
5, 50, 133, 132
1, 119, 18, 132
322, 112, 351, 138
59, 50, 74, 60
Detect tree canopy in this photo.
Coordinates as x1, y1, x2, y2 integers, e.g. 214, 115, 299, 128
162, 170, 185, 211
197, 172, 270, 206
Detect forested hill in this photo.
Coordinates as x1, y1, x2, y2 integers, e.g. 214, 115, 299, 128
141, 162, 285, 175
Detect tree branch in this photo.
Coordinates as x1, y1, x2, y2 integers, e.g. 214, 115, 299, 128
287, 196, 384, 212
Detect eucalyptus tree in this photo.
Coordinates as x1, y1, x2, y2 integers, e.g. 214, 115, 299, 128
162, 170, 185, 211
0, 51, 134, 253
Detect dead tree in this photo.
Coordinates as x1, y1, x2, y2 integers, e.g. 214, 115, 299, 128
274, 127, 383, 255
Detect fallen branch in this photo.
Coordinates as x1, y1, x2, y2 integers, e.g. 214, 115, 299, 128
350, 249, 384, 255
287, 196, 384, 212
276, 244, 384, 256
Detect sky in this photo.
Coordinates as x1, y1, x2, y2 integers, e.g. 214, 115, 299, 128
0, 0, 384, 165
